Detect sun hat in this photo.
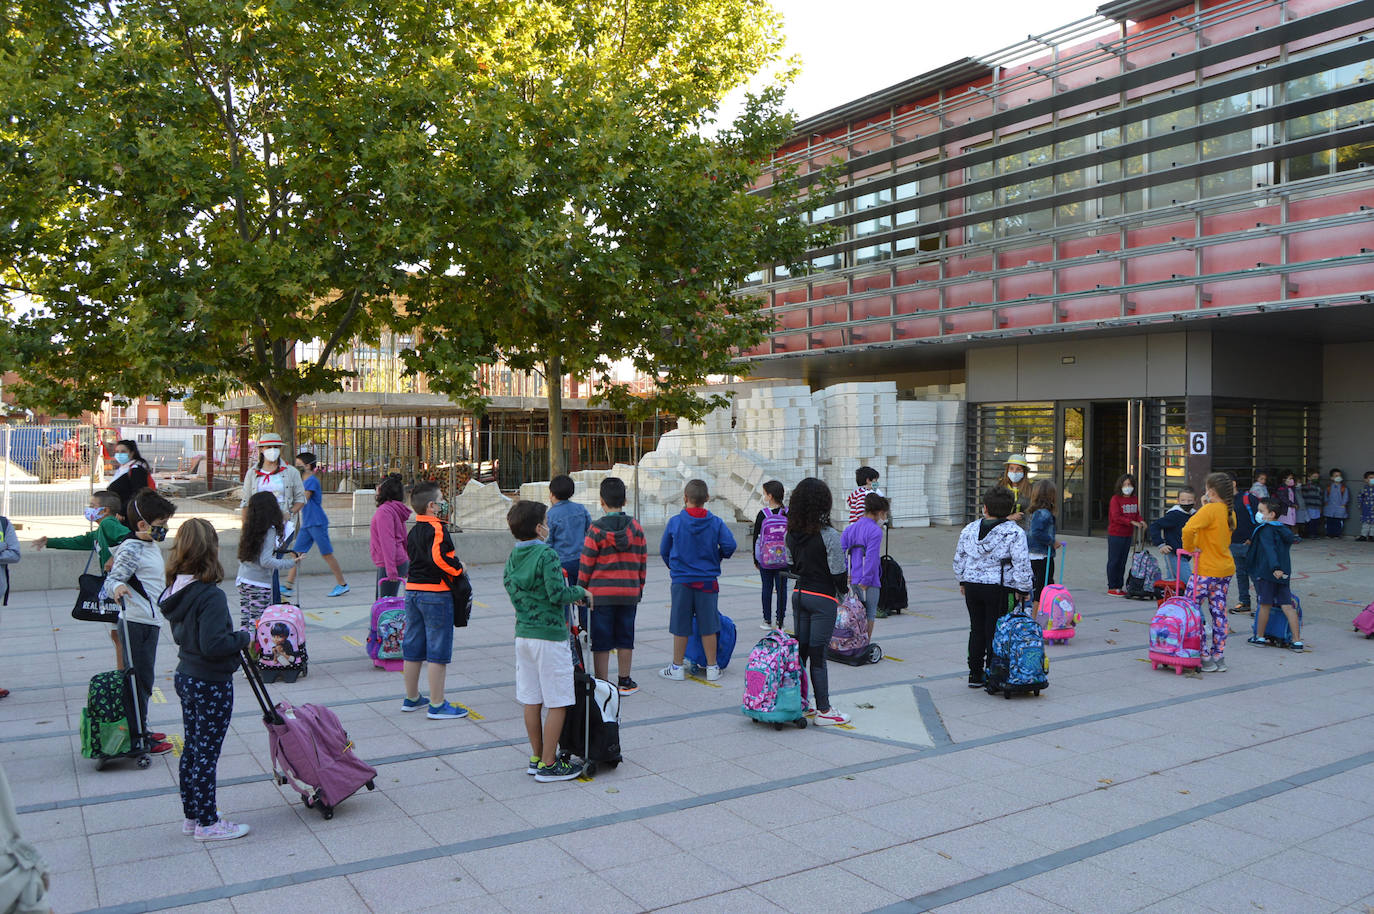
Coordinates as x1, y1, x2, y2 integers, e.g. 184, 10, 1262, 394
258, 432, 285, 449
1005, 454, 1029, 468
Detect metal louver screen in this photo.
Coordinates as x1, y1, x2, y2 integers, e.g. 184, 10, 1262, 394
966, 403, 1056, 521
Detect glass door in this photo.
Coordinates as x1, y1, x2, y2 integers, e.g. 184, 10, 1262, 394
1058, 402, 1089, 536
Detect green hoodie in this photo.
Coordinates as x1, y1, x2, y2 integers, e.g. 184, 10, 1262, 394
503, 540, 587, 642
46, 515, 131, 565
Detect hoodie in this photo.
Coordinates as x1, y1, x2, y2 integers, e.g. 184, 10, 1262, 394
840, 516, 883, 588
546, 499, 591, 566
952, 517, 1033, 592
503, 540, 587, 642
101, 535, 164, 627
660, 507, 737, 584
1148, 504, 1195, 552
578, 512, 647, 605
160, 577, 252, 682
1246, 521, 1294, 582
369, 499, 413, 579
45, 515, 131, 566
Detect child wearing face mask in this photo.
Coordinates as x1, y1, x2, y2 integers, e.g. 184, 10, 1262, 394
1245, 497, 1303, 652
1272, 470, 1301, 541
34, 490, 129, 567
1357, 472, 1374, 542
1148, 486, 1196, 582
1106, 473, 1147, 596
1182, 473, 1239, 672
1323, 469, 1349, 539
236, 492, 302, 629
102, 488, 178, 755
1300, 471, 1324, 539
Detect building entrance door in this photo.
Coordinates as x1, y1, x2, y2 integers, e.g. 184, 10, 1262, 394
1056, 400, 1133, 536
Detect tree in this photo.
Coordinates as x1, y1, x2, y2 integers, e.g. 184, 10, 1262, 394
399, 0, 832, 477
0, 0, 515, 453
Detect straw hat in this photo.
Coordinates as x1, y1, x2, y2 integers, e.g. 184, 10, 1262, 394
1005, 454, 1029, 469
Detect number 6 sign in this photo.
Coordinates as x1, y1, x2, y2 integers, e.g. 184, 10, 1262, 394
1188, 431, 1209, 456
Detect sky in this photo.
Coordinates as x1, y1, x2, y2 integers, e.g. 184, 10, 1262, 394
727, 0, 1107, 124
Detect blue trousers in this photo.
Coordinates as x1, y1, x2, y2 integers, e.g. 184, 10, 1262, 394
759, 569, 788, 626
1229, 543, 1253, 607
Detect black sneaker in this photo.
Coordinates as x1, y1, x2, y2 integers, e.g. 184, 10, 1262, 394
967, 673, 985, 688
534, 758, 584, 782
1231, 604, 1252, 614
617, 676, 639, 695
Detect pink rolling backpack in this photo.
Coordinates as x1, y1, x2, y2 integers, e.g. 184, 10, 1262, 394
367, 592, 406, 672
1036, 542, 1081, 644
1148, 550, 1203, 674
254, 604, 308, 682
1353, 602, 1374, 639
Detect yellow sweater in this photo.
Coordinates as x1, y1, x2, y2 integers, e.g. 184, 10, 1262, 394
1182, 502, 1236, 578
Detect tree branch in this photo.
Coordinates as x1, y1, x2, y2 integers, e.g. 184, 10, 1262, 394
316, 288, 364, 365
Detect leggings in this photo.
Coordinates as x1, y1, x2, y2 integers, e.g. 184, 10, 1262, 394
793, 590, 838, 712
759, 570, 788, 626
175, 673, 235, 827
238, 583, 273, 630
1030, 554, 1055, 604
1186, 575, 1231, 659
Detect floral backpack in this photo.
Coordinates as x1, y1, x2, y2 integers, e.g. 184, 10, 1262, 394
742, 630, 802, 714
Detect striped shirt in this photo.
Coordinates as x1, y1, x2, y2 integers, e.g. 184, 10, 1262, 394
577, 513, 648, 605
847, 485, 883, 526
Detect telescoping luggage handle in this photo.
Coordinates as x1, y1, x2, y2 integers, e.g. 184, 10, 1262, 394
1174, 548, 1199, 591
240, 648, 286, 725
1040, 541, 1068, 591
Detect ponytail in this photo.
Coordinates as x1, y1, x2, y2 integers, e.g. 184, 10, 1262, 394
1205, 472, 1237, 532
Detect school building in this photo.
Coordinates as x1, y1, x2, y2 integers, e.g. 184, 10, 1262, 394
737, 0, 1374, 532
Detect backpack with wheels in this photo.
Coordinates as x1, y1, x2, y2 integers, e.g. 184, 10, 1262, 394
1035, 543, 1080, 644
742, 629, 809, 727
1254, 593, 1303, 647
685, 612, 736, 672
367, 593, 406, 671
828, 590, 882, 665
558, 611, 621, 776
80, 670, 133, 759
255, 603, 309, 683
984, 596, 1048, 698
877, 523, 907, 615
1148, 553, 1203, 674
1124, 532, 1161, 599
754, 507, 790, 570
1353, 602, 1374, 638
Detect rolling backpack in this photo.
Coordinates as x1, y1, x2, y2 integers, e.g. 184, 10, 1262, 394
877, 523, 907, 615
255, 603, 309, 683
984, 595, 1048, 698
1253, 593, 1303, 647
827, 590, 881, 664
1353, 602, 1374, 638
1124, 531, 1161, 599
80, 670, 133, 759
367, 593, 406, 671
1036, 543, 1081, 644
1148, 552, 1203, 674
741, 629, 809, 728
755, 507, 790, 570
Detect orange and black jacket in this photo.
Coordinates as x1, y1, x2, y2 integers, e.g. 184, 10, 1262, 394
405, 514, 464, 592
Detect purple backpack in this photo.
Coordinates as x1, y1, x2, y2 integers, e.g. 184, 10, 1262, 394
829, 593, 870, 656
755, 508, 789, 570
266, 699, 378, 815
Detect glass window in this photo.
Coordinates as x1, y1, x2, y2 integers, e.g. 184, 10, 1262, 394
856, 216, 892, 237
1202, 128, 1250, 161
810, 253, 842, 273
1202, 167, 1252, 198
742, 270, 765, 287
1336, 140, 1374, 173
855, 243, 892, 265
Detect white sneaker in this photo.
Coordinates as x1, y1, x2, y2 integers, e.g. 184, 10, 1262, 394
814, 709, 851, 726
760, 622, 773, 630
194, 819, 250, 842
705, 665, 721, 682
182, 819, 197, 836
1213, 657, 1228, 672
658, 664, 684, 681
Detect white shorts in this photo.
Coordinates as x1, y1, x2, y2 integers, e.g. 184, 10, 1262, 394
514, 637, 575, 708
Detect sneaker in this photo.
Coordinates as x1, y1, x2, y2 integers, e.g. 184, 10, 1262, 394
1289, 641, 1306, 652
400, 695, 428, 713
804, 708, 817, 718
149, 739, 174, 755
658, 663, 684, 681
194, 819, 250, 842
1200, 659, 1218, 672
534, 758, 585, 782
278, 584, 295, 597
760, 622, 773, 630
182, 819, 197, 836
967, 673, 985, 688
813, 709, 851, 726
1231, 604, 1253, 614
1107, 589, 1126, 596
326, 584, 351, 598
426, 701, 470, 720
1246, 635, 1268, 646
705, 665, 721, 682
617, 677, 639, 695
526, 755, 540, 776
1213, 657, 1228, 672
148, 732, 167, 741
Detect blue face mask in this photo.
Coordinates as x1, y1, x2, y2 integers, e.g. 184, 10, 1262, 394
83, 507, 104, 523
114, 452, 131, 465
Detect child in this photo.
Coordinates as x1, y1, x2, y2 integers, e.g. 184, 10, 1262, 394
236, 491, 301, 630
34, 490, 131, 669
104, 488, 178, 755
1026, 479, 1058, 603
1106, 473, 1147, 595
787, 477, 851, 724
1271, 471, 1300, 540
546, 475, 591, 625
953, 486, 1033, 688
1230, 482, 1258, 613
1248, 471, 1269, 500
1300, 471, 1324, 539
578, 477, 647, 695
268, 622, 298, 665
1323, 469, 1349, 539
750, 480, 789, 630
106, 439, 154, 518
846, 466, 882, 527
1245, 498, 1303, 652
282, 452, 349, 598
1182, 472, 1238, 673
160, 518, 254, 841
659, 479, 736, 682
1149, 486, 1196, 583
0, 514, 17, 700
1358, 471, 1374, 542
840, 492, 887, 637
503, 499, 589, 782
401, 482, 470, 720
997, 454, 1033, 526
370, 474, 412, 597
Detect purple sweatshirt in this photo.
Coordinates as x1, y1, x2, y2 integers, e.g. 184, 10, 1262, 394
840, 516, 884, 588
370, 499, 413, 579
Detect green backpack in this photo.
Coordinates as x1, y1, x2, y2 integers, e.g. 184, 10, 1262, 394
80, 671, 131, 758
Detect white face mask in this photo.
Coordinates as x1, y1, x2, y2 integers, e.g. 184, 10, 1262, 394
1122, 486, 1134, 496
262, 448, 281, 463
1007, 471, 1024, 483
1333, 476, 1343, 484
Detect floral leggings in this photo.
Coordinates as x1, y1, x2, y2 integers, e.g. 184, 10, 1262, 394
174, 673, 235, 827
1186, 575, 1231, 659
238, 583, 273, 630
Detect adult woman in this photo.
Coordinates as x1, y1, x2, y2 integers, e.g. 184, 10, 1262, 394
997, 454, 1033, 525
238, 432, 305, 530
785, 477, 850, 726
107, 439, 153, 517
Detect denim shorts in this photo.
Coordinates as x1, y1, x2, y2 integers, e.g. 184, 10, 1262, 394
669, 583, 720, 638
403, 590, 454, 663
293, 524, 333, 556
1254, 577, 1293, 607
590, 603, 637, 652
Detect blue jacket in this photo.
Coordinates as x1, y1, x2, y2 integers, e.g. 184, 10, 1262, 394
1324, 483, 1349, 518
1246, 522, 1293, 580
545, 499, 591, 566
1231, 493, 1257, 545
660, 508, 736, 583
1148, 505, 1193, 551
1027, 508, 1056, 557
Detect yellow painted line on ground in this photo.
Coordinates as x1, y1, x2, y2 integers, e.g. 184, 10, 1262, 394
834, 723, 858, 730
306, 612, 324, 621
170, 734, 184, 758
884, 655, 905, 662
341, 635, 362, 647
686, 675, 723, 689
1123, 619, 1150, 624
464, 708, 485, 721
151, 687, 167, 704
474, 601, 490, 609
576, 774, 595, 782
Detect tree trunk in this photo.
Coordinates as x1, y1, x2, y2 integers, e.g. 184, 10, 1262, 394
546, 354, 565, 478
259, 384, 298, 459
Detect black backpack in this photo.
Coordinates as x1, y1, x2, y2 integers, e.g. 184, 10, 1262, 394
877, 524, 907, 614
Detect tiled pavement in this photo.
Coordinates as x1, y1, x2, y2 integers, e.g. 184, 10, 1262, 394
3, 527, 1373, 913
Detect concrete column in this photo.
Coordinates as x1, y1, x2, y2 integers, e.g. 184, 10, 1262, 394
1184, 395, 1213, 494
